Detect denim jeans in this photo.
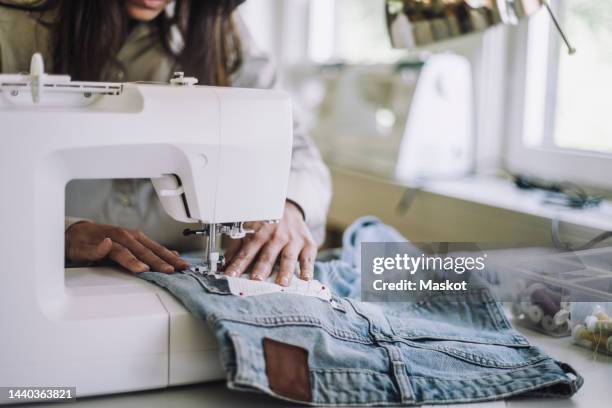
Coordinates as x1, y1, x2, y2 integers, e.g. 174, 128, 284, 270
140, 217, 582, 406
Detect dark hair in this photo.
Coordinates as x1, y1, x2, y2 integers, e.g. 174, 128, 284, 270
1, 0, 243, 85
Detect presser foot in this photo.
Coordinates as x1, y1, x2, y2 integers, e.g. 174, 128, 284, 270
188, 255, 225, 276
183, 221, 279, 276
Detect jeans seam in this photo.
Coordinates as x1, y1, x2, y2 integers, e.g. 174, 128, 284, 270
484, 296, 511, 332
395, 333, 526, 345
412, 377, 577, 405
227, 332, 251, 384
409, 361, 561, 380
212, 316, 374, 344
311, 368, 390, 376
391, 339, 545, 369
184, 271, 231, 295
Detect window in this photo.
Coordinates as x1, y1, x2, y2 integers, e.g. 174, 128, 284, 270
309, 0, 404, 63
553, 0, 612, 153
506, 0, 612, 189
240, 0, 403, 65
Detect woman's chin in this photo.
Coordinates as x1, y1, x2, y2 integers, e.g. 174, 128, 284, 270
125, 0, 168, 22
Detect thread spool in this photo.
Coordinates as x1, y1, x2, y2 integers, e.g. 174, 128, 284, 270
520, 300, 532, 315
553, 309, 570, 326
541, 315, 556, 333
527, 304, 544, 324
592, 305, 610, 319
574, 324, 610, 346
571, 323, 584, 339
586, 316, 612, 335
530, 287, 561, 316
525, 283, 562, 300
556, 321, 570, 334
572, 324, 592, 347
585, 315, 598, 331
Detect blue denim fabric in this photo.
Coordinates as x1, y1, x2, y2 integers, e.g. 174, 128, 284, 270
313, 216, 408, 299
139, 217, 583, 406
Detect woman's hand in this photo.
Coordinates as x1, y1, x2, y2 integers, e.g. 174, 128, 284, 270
65, 222, 189, 273
223, 201, 317, 286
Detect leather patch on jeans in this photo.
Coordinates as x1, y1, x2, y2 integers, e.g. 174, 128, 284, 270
263, 338, 312, 402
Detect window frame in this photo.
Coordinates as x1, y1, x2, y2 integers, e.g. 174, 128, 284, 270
503, 0, 612, 190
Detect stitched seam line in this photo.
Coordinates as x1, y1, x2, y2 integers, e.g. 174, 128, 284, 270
390, 338, 545, 369
211, 316, 373, 344
311, 368, 390, 376
392, 333, 528, 346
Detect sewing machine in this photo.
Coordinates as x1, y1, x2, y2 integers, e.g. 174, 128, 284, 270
0, 55, 293, 397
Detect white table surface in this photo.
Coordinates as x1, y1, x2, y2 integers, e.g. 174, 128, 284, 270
34, 318, 612, 408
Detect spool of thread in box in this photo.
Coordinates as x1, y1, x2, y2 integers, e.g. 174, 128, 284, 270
542, 313, 569, 333
518, 303, 568, 331
524, 283, 568, 333
592, 305, 610, 321
541, 315, 557, 333
527, 304, 544, 323
530, 286, 561, 316
553, 308, 570, 326
572, 325, 591, 347
519, 300, 533, 315
572, 324, 611, 352
585, 315, 612, 336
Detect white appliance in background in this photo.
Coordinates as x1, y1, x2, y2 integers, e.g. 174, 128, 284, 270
292, 54, 473, 183
0, 55, 293, 398
395, 54, 473, 183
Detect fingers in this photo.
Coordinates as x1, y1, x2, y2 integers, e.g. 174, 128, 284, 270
109, 229, 174, 273
299, 238, 317, 281
223, 239, 243, 267
225, 225, 274, 276
224, 234, 268, 277
276, 243, 300, 286
108, 242, 150, 273
223, 222, 270, 277
223, 205, 319, 287
65, 222, 188, 274
67, 238, 113, 263
219, 201, 319, 287
250, 237, 287, 281
133, 231, 189, 271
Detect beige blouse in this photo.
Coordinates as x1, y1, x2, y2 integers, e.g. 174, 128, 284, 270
0, 3, 331, 249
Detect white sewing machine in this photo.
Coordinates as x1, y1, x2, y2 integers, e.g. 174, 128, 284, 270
0, 55, 293, 397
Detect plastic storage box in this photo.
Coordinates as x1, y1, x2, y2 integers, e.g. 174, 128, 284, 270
504, 246, 612, 340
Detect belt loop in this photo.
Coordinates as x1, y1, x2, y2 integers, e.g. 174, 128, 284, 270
385, 345, 415, 404
556, 361, 584, 392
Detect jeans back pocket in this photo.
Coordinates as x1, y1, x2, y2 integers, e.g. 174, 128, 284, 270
384, 289, 544, 369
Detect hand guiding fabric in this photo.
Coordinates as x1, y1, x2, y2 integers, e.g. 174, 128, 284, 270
65, 222, 189, 273
223, 201, 317, 286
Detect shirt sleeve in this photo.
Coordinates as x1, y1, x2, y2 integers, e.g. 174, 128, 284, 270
65, 217, 91, 231
231, 13, 332, 245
